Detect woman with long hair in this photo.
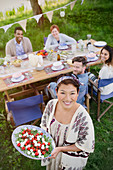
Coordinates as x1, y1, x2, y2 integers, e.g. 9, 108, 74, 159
88, 45, 113, 95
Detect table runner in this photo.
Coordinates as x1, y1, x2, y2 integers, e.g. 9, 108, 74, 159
44, 63, 71, 74
3, 71, 33, 87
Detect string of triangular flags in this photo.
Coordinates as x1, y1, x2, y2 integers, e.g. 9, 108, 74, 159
0, 0, 84, 33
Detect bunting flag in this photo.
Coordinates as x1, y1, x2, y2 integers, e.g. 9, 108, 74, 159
38, 0, 45, 7
0, 0, 84, 32
1, 23, 13, 32
70, 0, 77, 10
18, 19, 27, 32
46, 11, 53, 23
32, 14, 42, 23
81, 0, 84, 5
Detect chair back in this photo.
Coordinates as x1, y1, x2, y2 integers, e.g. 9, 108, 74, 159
98, 77, 113, 101
44, 37, 47, 45
89, 77, 113, 121
7, 94, 43, 126
98, 77, 113, 88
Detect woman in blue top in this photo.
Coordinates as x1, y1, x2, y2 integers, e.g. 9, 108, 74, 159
44, 24, 76, 50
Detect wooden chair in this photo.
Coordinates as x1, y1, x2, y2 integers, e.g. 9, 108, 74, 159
89, 78, 113, 121
44, 37, 47, 46
85, 91, 91, 113
78, 86, 91, 113
6, 92, 45, 127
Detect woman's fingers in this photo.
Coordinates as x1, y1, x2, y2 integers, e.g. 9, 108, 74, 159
49, 147, 61, 159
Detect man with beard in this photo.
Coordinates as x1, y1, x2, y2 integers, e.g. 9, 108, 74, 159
5, 27, 33, 57
45, 56, 88, 106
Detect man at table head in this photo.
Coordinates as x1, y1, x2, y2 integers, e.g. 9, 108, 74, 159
46, 56, 88, 106
5, 26, 33, 57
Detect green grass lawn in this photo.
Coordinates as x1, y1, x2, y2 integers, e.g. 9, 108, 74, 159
0, 0, 113, 169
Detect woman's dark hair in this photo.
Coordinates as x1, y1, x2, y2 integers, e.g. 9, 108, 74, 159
56, 73, 80, 93
100, 45, 113, 65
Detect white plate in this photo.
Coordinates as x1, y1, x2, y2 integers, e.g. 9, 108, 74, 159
11, 75, 25, 82
11, 125, 55, 160
58, 45, 68, 50
51, 65, 64, 71
17, 54, 28, 60
87, 56, 98, 62
65, 42, 72, 45
36, 66, 44, 71
94, 41, 107, 47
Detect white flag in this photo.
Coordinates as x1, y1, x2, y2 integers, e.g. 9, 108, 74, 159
38, 0, 45, 7
46, 11, 53, 23
70, 0, 77, 10
18, 19, 27, 32
81, 0, 84, 5
32, 14, 42, 23
1, 23, 13, 32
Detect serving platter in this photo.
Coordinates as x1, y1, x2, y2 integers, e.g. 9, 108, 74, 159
58, 45, 69, 50
17, 54, 28, 60
11, 75, 25, 82
94, 41, 107, 47
51, 65, 64, 71
87, 56, 98, 62
12, 125, 55, 160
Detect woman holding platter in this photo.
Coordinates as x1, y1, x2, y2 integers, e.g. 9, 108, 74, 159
40, 74, 95, 170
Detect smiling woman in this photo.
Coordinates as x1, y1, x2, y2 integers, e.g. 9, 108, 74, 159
44, 24, 76, 50
88, 45, 113, 95
40, 74, 95, 170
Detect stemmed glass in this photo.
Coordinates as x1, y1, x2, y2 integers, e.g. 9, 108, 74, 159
87, 34, 91, 41
87, 34, 91, 49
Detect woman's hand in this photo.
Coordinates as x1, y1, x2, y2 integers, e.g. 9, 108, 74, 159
49, 144, 81, 159
49, 147, 61, 159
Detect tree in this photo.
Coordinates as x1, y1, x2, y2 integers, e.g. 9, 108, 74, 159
30, 0, 44, 26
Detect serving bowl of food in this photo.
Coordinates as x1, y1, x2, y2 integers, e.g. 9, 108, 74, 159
12, 59, 22, 67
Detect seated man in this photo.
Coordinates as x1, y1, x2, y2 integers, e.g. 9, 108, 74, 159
5, 26, 33, 57
45, 56, 88, 106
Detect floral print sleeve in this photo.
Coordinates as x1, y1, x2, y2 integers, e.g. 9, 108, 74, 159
40, 100, 54, 131
66, 106, 95, 153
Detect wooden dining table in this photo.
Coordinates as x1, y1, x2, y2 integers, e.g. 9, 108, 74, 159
0, 58, 73, 102
0, 39, 103, 121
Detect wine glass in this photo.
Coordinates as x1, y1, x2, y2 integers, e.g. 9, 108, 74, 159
87, 34, 91, 40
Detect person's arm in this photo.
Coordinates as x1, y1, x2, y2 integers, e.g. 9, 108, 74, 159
40, 100, 54, 130
61, 33, 76, 44
44, 34, 58, 50
99, 65, 108, 79
26, 38, 33, 53
6, 42, 12, 56
49, 144, 81, 159
5, 41, 17, 57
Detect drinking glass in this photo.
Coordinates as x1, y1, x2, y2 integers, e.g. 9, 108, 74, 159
87, 34, 91, 40
0, 66, 5, 74
71, 43, 77, 53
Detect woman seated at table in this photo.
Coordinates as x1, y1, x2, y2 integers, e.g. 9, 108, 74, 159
44, 24, 76, 50
40, 74, 95, 170
88, 45, 113, 95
